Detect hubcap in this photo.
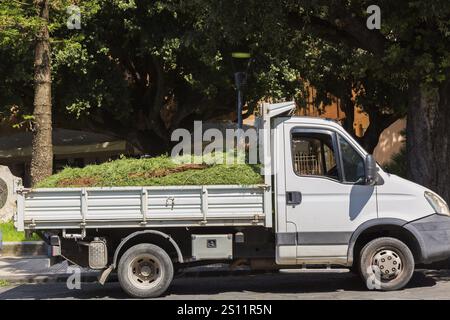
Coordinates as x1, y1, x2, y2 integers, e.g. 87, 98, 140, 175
372, 249, 403, 281
127, 254, 164, 289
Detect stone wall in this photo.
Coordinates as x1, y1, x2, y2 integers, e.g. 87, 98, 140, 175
0, 165, 19, 222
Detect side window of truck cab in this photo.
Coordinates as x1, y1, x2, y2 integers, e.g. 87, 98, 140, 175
291, 131, 339, 181
291, 129, 366, 184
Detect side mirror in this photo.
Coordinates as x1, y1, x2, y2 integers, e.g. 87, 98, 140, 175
365, 154, 377, 185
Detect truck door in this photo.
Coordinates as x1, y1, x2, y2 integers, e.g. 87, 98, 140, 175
279, 124, 377, 264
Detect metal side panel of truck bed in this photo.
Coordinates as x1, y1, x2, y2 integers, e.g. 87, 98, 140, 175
15, 185, 267, 231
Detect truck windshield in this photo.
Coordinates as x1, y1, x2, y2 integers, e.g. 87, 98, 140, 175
338, 135, 365, 183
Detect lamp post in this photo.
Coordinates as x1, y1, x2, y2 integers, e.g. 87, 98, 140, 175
231, 52, 251, 129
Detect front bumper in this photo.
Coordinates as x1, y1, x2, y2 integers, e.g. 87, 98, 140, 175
404, 214, 450, 264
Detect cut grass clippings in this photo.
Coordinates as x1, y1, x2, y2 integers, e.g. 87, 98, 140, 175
0, 280, 10, 287
0, 220, 40, 242
36, 154, 263, 188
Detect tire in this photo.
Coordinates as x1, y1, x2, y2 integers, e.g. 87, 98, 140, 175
359, 237, 414, 291
348, 264, 359, 274
118, 243, 174, 298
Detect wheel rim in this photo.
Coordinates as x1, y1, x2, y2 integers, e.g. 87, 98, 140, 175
371, 247, 403, 281
127, 253, 164, 290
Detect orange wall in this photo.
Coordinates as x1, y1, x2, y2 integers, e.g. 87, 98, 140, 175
296, 86, 369, 137
373, 119, 406, 165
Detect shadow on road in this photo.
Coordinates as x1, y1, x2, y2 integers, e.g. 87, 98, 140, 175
0, 270, 441, 300
166, 270, 437, 296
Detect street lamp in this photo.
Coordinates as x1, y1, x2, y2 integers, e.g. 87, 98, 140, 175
231, 52, 251, 129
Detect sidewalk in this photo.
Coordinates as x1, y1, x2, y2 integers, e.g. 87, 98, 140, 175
0, 241, 47, 257
0, 256, 98, 284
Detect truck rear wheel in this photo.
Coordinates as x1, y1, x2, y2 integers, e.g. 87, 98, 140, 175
359, 237, 414, 291
118, 243, 174, 298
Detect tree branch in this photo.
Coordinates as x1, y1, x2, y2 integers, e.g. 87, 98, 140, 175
287, 6, 388, 56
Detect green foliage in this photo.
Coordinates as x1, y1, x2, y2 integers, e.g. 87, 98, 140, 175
37, 155, 263, 188
0, 221, 40, 242
1, 0, 448, 155
0, 280, 10, 287
0, 0, 310, 144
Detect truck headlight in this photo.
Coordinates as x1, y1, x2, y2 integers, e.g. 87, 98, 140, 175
424, 191, 450, 216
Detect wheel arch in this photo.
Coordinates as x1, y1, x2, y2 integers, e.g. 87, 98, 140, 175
348, 218, 425, 266
112, 230, 184, 269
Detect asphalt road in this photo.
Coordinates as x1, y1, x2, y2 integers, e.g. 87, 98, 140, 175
1, 269, 450, 300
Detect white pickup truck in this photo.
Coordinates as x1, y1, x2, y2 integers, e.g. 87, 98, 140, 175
14, 101, 450, 297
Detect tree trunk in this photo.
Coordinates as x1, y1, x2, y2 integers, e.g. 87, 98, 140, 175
407, 77, 450, 203
30, 0, 53, 187
340, 92, 356, 139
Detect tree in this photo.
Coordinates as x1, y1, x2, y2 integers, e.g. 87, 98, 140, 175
0, 1, 240, 155
0, 0, 58, 186
30, 0, 53, 186
206, 0, 450, 201
44, 0, 241, 154
0, 1, 37, 126
1, 0, 449, 204
34, 0, 305, 154
0, 1, 306, 157
199, 0, 407, 153
285, 0, 450, 201
292, 38, 406, 153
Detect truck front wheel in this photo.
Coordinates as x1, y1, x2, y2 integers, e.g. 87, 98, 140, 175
118, 243, 174, 298
359, 237, 414, 291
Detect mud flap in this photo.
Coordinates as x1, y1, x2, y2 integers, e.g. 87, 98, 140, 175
98, 265, 114, 285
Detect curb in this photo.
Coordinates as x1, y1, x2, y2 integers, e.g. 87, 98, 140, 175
0, 270, 285, 285
0, 241, 47, 257
0, 272, 103, 284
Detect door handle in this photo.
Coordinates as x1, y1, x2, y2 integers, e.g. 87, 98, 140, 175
286, 191, 302, 205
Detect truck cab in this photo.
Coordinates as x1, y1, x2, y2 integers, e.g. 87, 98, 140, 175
267, 102, 450, 290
